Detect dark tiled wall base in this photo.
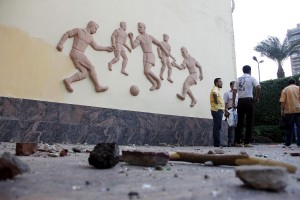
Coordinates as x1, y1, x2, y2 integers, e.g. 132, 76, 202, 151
0, 97, 228, 146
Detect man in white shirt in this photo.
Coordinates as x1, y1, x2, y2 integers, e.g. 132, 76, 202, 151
223, 81, 238, 146
232, 65, 261, 147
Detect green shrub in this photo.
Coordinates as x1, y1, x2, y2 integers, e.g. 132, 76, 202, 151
253, 74, 300, 143
252, 125, 283, 143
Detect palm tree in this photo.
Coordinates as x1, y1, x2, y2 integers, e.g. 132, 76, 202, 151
254, 36, 299, 78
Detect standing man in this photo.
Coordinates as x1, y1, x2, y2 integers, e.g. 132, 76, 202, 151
210, 78, 225, 147
223, 81, 238, 146
279, 78, 300, 147
108, 22, 131, 76
128, 22, 169, 91
232, 65, 261, 147
157, 34, 176, 83
57, 21, 113, 93
172, 47, 204, 107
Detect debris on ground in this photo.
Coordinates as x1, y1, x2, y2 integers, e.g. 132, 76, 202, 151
15, 142, 38, 156
0, 152, 29, 180
121, 150, 169, 167
236, 165, 289, 191
88, 143, 119, 169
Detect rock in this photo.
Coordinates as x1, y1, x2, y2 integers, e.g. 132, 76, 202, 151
204, 161, 214, 166
236, 165, 288, 191
72, 147, 83, 153
59, 149, 68, 157
0, 152, 29, 180
15, 142, 38, 156
88, 143, 119, 169
0, 158, 20, 180
213, 149, 225, 154
122, 150, 169, 167
290, 152, 300, 156
2, 152, 29, 173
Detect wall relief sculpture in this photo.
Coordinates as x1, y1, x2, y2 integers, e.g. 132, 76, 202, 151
157, 34, 176, 83
57, 21, 113, 93
108, 22, 131, 76
128, 22, 169, 91
172, 47, 204, 107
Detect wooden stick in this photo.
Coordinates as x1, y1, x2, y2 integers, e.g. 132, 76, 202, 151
169, 152, 297, 173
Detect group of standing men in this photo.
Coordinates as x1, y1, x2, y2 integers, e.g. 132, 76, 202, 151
211, 64, 300, 148
210, 65, 261, 147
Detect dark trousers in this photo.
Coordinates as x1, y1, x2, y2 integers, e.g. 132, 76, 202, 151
235, 98, 254, 144
211, 110, 224, 147
284, 113, 300, 146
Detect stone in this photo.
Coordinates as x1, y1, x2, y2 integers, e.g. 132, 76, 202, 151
2, 152, 29, 173
15, 142, 38, 156
236, 165, 289, 191
0, 152, 29, 180
122, 150, 169, 167
130, 85, 140, 96
72, 147, 83, 153
59, 149, 68, 157
88, 143, 119, 169
0, 158, 20, 180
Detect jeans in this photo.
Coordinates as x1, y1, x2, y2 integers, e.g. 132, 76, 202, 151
235, 98, 254, 144
211, 109, 224, 147
284, 113, 300, 146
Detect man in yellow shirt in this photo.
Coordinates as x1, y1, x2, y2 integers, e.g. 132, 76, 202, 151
210, 78, 225, 147
279, 78, 300, 147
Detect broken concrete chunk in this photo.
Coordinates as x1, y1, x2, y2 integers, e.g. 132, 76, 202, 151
59, 149, 68, 157
0, 152, 30, 180
72, 147, 83, 153
16, 142, 38, 156
236, 165, 288, 191
88, 143, 119, 169
122, 150, 169, 167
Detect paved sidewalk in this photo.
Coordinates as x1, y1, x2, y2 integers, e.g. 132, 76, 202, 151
0, 143, 300, 200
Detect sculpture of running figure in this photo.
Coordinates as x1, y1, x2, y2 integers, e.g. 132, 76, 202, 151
108, 22, 131, 76
57, 21, 113, 93
157, 34, 176, 83
172, 47, 204, 107
128, 22, 169, 91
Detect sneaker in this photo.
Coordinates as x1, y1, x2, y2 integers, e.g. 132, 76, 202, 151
235, 143, 243, 147
244, 143, 254, 148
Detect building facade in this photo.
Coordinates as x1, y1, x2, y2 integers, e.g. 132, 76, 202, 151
287, 23, 300, 75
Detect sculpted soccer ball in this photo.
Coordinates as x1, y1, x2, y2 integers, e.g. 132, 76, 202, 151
130, 85, 140, 96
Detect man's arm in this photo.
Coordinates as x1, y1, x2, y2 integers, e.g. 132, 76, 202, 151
280, 102, 285, 116
172, 61, 186, 70
213, 92, 218, 105
157, 46, 162, 59
128, 33, 139, 49
254, 85, 261, 102
152, 36, 170, 57
90, 40, 113, 52
111, 29, 118, 48
57, 29, 77, 51
223, 93, 229, 117
195, 61, 203, 81
232, 89, 237, 109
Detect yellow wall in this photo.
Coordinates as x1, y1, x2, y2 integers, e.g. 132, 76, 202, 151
0, 0, 236, 118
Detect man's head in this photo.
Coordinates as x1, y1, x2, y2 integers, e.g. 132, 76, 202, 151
138, 22, 146, 34
180, 47, 188, 58
230, 81, 235, 90
87, 21, 99, 34
214, 78, 223, 88
288, 78, 296, 85
120, 22, 127, 31
163, 34, 169, 42
242, 65, 251, 74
